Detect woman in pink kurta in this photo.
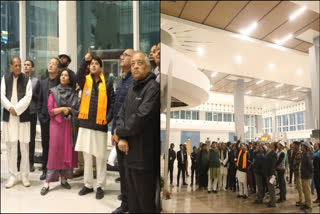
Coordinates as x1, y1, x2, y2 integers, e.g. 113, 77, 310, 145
41, 69, 79, 196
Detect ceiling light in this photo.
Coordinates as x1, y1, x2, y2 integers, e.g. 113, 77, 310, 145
292, 97, 299, 101
269, 64, 275, 70
236, 55, 242, 64
246, 90, 252, 95
275, 83, 284, 88
256, 80, 264, 85
262, 94, 266, 97
210, 84, 213, 88
211, 72, 218, 78
240, 22, 258, 36
293, 86, 302, 91
275, 34, 293, 45
278, 95, 285, 99
289, 7, 307, 21
197, 47, 204, 56
296, 69, 303, 76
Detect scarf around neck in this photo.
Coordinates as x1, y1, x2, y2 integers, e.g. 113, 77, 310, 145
50, 84, 78, 109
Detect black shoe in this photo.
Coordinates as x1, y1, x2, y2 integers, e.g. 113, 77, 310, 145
96, 187, 104, 199
117, 194, 122, 201
237, 195, 242, 198
115, 177, 121, 183
183, 182, 188, 185
254, 200, 263, 204
40, 172, 46, 180
40, 186, 49, 195
30, 165, 35, 172
61, 181, 71, 189
267, 203, 276, 208
276, 199, 283, 203
190, 183, 193, 185
242, 195, 248, 199
112, 206, 129, 213
79, 186, 94, 196
296, 201, 301, 207
177, 184, 179, 187
213, 190, 217, 194
208, 191, 211, 194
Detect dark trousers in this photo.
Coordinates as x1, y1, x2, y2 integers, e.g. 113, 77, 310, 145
289, 166, 294, 183
116, 145, 128, 208
229, 167, 237, 191
314, 173, 320, 200
177, 164, 186, 185
17, 114, 37, 170
255, 173, 264, 201
168, 163, 174, 184
125, 167, 157, 213
191, 166, 197, 184
40, 120, 50, 172
277, 169, 286, 200
265, 176, 276, 205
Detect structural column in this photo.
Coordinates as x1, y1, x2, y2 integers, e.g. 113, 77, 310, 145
233, 79, 244, 140
255, 115, 263, 134
309, 36, 320, 130
304, 91, 313, 130
19, 1, 26, 63
271, 110, 277, 141
59, 1, 77, 72
133, 1, 140, 51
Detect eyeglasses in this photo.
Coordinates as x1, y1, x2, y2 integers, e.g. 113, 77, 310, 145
120, 53, 132, 58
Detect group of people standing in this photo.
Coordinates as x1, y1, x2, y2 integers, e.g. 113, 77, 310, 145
1, 42, 161, 213
167, 139, 320, 212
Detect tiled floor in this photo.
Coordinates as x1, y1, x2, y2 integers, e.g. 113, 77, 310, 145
160, 159, 320, 213
1, 144, 121, 213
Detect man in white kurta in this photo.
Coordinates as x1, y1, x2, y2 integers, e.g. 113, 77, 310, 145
1, 57, 32, 188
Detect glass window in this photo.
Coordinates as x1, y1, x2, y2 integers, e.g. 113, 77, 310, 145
26, 1, 59, 80
173, 111, 179, 119
1, 1, 20, 78
213, 112, 218, 121
186, 111, 191, 120
192, 111, 199, 120
297, 112, 304, 125
205, 112, 212, 121
245, 115, 250, 126
289, 113, 296, 125
217, 113, 222, 121
180, 110, 185, 119
297, 125, 304, 130
224, 113, 232, 122
282, 115, 288, 126
139, 1, 160, 54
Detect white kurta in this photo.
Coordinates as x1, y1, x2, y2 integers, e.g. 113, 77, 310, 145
1, 76, 32, 143
75, 127, 108, 159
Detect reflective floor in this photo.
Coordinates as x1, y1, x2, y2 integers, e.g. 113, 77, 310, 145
1, 144, 121, 213
161, 159, 320, 213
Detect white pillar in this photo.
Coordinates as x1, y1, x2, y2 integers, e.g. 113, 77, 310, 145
19, 1, 26, 64
304, 91, 313, 130
271, 110, 277, 141
59, 1, 77, 72
233, 79, 244, 140
133, 1, 139, 51
309, 36, 320, 130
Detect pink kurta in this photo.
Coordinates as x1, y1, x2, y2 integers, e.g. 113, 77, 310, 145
47, 92, 77, 170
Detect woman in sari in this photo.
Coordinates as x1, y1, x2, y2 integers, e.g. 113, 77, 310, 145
40, 68, 79, 195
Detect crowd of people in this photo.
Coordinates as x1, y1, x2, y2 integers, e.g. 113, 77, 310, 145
168, 139, 320, 212
1, 42, 161, 213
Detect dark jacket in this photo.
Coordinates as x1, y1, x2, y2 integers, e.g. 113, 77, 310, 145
169, 148, 176, 166
208, 149, 220, 168
2, 72, 31, 122
262, 150, 277, 177
197, 150, 209, 172
191, 151, 197, 169
116, 72, 160, 170
253, 152, 265, 175
111, 71, 133, 134
313, 150, 320, 176
37, 76, 59, 124
237, 150, 249, 172
177, 150, 187, 168
301, 151, 313, 179
288, 149, 296, 167
77, 59, 115, 132
29, 77, 40, 114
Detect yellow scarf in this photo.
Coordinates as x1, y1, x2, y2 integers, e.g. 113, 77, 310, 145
78, 73, 107, 125
236, 150, 247, 169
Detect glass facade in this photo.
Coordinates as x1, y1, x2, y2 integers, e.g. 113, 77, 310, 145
139, 1, 160, 54
26, 1, 59, 80
205, 111, 233, 122
244, 115, 256, 142
170, 110, 199, 120
1, 1, 20, 77
276, 111, 305, 132
262, 117, 272, 133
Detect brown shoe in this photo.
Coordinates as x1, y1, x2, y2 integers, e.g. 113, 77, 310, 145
73, 169, 84, 178
313, 199, 320, 203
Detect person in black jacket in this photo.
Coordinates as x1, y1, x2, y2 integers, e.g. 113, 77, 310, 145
313, 142, 320, 204
114, 51, 160, 213
111, 48, 134, 214
253, 144, 266, 204
75, 51, 115, 200
37, 57, 60, 180
190, 146, 197, 185
262, 142, 277, 207
168, 143, 176, 186
177, 144, 188, 186
287, 143, 296, 184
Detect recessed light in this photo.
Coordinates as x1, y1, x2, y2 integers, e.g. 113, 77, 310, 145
269, 64, 275, 70
275, 83, 284, 88
256, 80, 264, 85
240, 22, 258, 36
246, 90, 252, 95
296, 69, 303, 76
236, 55, 242, 64
262, 94, 266, 97
197, 47, 204, 56
211, 72, 218, 78
210, 84, 213, 88
275, 34, 293, 45
289, 7, 307, 21
293, 86, 302, 91
278, 95, 285, 99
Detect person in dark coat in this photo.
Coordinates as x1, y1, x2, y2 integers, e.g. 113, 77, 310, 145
177, 144, 188, 186
312, 142, 320, 204
262, 142, 277, 207
190, 146, 197, 185
198, 143, 209, 190
168, 143, 176, 185
253, 144, 266, 204
114, 51, 160, 213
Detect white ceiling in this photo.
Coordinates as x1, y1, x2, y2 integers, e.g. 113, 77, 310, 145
291, 1, 319, 13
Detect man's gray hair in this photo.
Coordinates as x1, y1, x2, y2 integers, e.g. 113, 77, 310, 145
132, 51, 151, 66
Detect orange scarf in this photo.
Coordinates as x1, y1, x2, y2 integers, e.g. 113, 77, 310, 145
78, 73, 107, 125
236, 150, 247, 169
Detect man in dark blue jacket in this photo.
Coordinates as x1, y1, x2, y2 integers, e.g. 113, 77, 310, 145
114, 51, 160, 213
111, 48, 134, 214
